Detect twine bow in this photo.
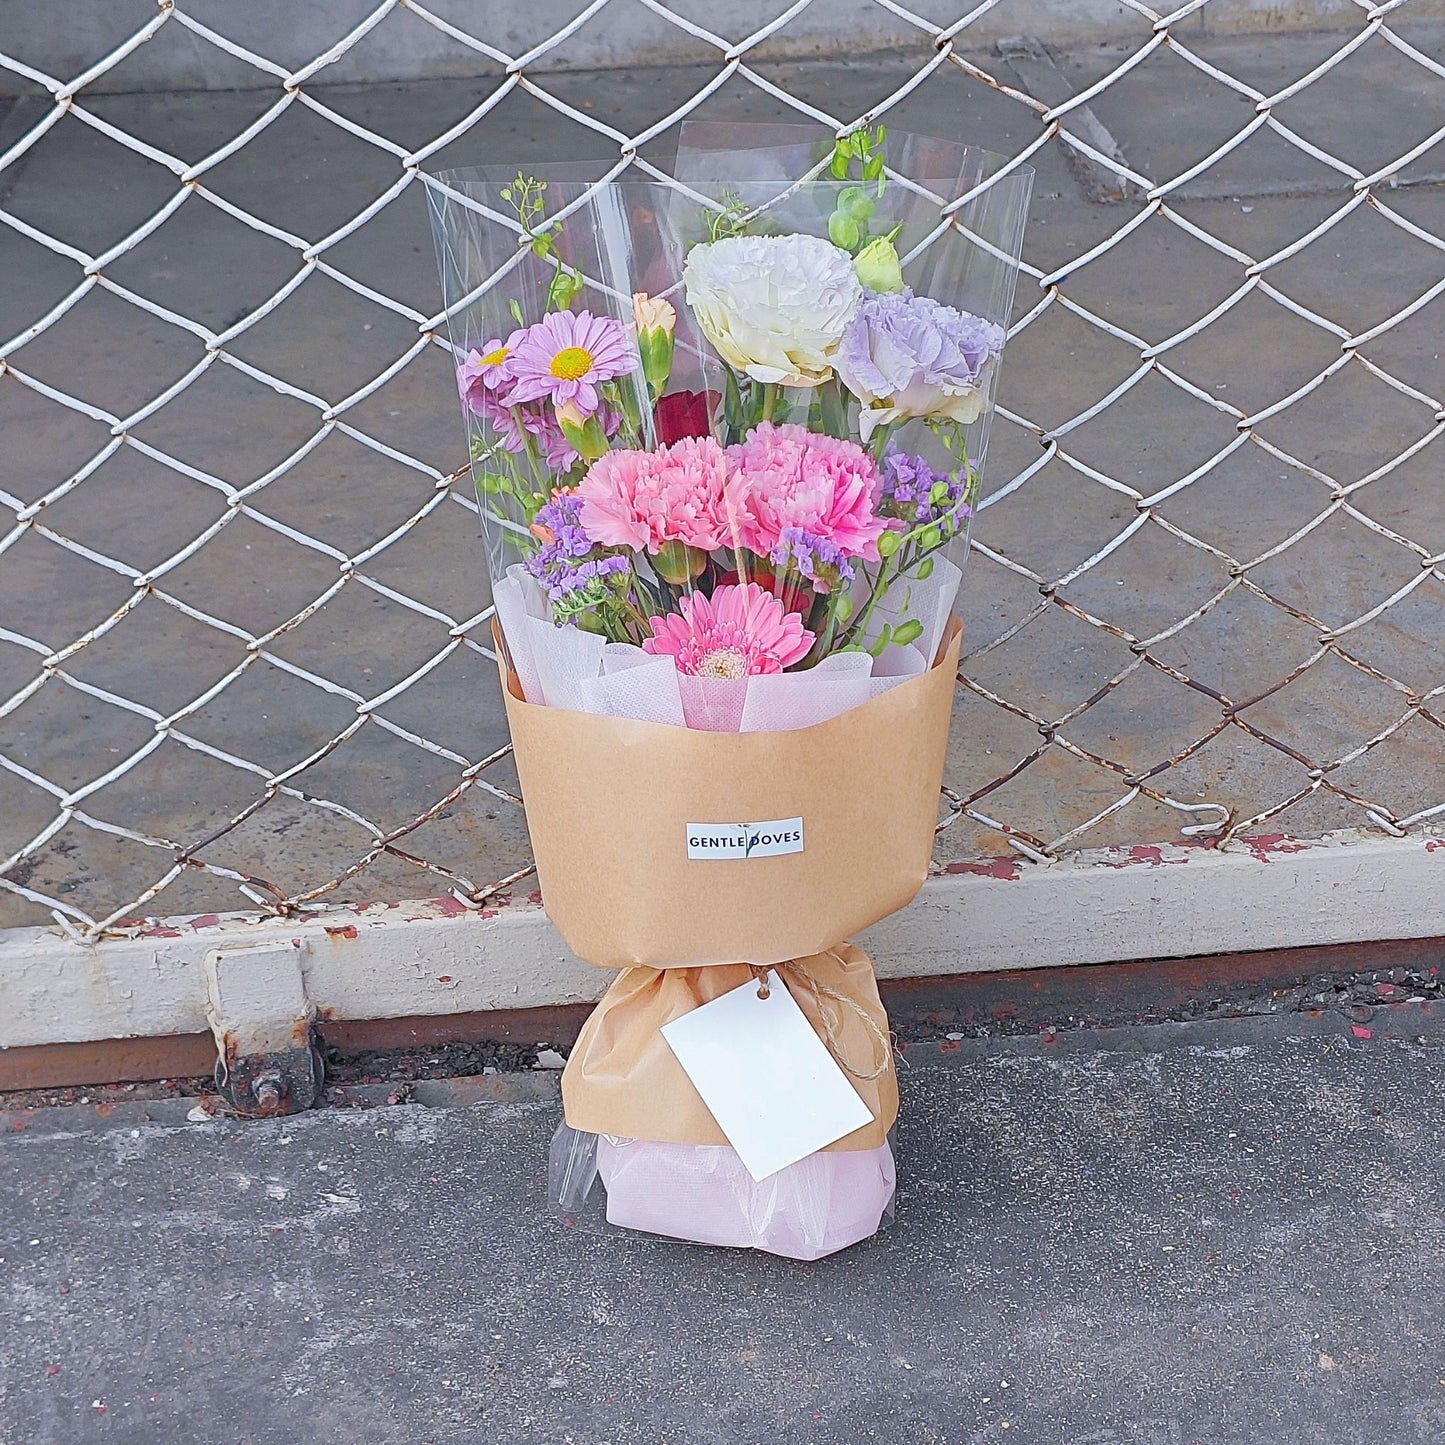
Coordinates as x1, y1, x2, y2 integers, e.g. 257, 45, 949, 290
749, 955, 893, 1083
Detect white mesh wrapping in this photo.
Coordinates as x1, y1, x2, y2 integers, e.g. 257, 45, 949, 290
499, 569, 953, 731
495, 567, 607, 711
577, 646, 688, 727
740, 649, 875, 731
596, 1135, 896, 1260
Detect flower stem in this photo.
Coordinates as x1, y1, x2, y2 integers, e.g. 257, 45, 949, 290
620, 595, 652, 638
512, 407, 550, 509
818, 376, 848, 439
722, 368, 746, 446
837, 560, 890, 651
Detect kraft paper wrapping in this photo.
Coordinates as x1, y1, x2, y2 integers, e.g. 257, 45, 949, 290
498, 620, 962, 970
562, 943, 898, 1151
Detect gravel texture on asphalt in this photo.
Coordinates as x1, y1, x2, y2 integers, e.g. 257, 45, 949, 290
2, 1006, 1442, 1444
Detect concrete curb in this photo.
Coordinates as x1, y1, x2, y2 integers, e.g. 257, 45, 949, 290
2, 829, 1443, 1053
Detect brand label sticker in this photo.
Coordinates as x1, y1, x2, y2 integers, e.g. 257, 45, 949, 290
686, 818, 804, 861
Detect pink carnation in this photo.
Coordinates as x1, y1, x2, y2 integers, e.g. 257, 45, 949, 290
725, 422, 887, 561
577, 437, 744, 554
643, 582, 814, 678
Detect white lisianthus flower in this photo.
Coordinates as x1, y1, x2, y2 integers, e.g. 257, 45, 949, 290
683, 234, 862, 389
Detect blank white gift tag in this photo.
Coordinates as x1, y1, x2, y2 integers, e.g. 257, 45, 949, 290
661, 970, 875, 1182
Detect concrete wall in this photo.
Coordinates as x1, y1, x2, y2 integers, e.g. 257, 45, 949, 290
2, 0, 1437, 94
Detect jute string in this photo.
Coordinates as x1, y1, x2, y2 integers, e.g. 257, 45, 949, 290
749, 955, 893, 1083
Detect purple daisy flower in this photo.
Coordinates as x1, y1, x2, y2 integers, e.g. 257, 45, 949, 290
504, 310, 638, 420
456, 331, 523, 408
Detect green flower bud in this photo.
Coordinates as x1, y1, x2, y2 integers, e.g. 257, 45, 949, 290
638, 327, 674, 399
920, 525, 941, 551
892, 618, 924, 647
853, 235, 905, 294
556, 404, 609, 464
653, 540, 707, 585
877, 528, 902, 558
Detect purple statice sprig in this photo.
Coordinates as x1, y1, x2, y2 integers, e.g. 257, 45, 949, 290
523, 490, 632, 624
879, 451, 972, 541
770, 526, 857, 595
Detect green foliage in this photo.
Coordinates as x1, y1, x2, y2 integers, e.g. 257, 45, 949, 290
826, 126, 889, 254
504, 172, 582, 311
707, 190, 751, 243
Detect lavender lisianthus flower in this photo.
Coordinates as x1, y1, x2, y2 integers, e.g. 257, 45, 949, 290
836, 289, 1006, 441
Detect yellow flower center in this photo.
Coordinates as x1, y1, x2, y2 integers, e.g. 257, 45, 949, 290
481, 346, 510, 366
695, 646, 749, 680
549, 346, 595, 382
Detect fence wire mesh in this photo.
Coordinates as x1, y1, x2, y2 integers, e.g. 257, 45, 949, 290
2, 0, 1444, 940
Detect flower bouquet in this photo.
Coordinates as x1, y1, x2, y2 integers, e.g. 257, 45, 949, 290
429, 130, 1030, 1258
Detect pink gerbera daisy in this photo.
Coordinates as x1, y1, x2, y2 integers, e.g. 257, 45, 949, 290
504, 310, 637, 419
643, 582, 814, 678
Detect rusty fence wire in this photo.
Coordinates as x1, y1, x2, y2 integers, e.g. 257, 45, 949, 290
2, 0, 1444, 940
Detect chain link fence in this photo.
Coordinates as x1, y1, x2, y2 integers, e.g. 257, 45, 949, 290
2, 0, 1444, 941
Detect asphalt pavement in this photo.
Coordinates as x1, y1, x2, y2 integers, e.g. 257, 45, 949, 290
2, 1005, 1442, 1444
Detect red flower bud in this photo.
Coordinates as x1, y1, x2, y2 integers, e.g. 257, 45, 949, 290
654, 389, 717, 445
